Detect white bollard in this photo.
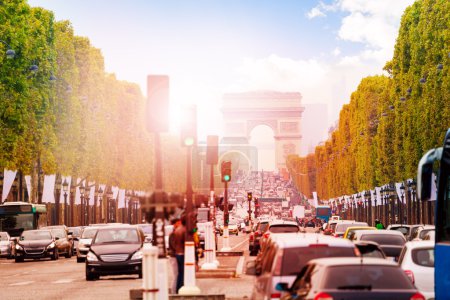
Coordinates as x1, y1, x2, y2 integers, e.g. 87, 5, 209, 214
178, 241, 201, 295
156, 258, 169, 300
142, 244, 158, 300
221, 225, 231, 252
201, 222, 217, 270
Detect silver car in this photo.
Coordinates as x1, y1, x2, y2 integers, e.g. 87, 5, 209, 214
77, 227, 99, 263
0, 231, 13, 258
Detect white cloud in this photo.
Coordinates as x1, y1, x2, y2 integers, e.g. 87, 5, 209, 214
332, 47, 341, 56
307, 7, 326, 19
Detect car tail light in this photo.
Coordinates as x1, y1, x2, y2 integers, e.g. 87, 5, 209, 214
263, 232, 270, 239
314, 292, 333, 300
249, 234, 254, 242
270, 293, 281, 299
255, 230, 261, 237
410, 292, 425, 300
404, 270, 415, 284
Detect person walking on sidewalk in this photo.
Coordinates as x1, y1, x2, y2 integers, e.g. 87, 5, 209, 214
171, 215, 186, 293
168, 218, 181, 294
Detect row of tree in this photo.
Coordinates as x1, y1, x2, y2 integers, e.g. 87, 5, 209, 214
0, 1, 187, 202
288, 0, 450, 200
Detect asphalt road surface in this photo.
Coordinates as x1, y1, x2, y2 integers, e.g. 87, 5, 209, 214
0, 233, 253, 300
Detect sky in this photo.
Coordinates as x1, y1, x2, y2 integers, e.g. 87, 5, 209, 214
28, 0, 416, 169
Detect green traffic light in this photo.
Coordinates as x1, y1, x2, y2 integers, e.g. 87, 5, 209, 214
184, 137, 195, 146
223, 175, 230, 182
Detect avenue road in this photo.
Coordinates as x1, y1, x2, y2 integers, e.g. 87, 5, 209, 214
0, 234, 252, 300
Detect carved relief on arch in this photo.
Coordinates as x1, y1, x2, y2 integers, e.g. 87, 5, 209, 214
246, 119, 278, 136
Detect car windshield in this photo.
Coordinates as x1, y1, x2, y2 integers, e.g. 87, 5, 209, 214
69, 227, 81, 236
412, 248, 434, 267
390, 226, 410, 235
81, 228, 98, 239
21, 230, 52, 241
259, 223, 269, 232
93, 228, 139, 244
138, 224, 152, 234
419, 229, 435, 239
356, 245, 385, 258
51, 229, 66, 239
269, 225, 299, 233
282, 246, 356, 276
360, 234, 405, 246
0, 232, 8, 241
324, 265, 413, 289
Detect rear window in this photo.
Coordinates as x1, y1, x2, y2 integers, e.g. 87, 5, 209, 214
281, 246, 356, 276
412, 248, 434, 267
390, 226, 410, 235
82, 228, 98, 239
360, 234, 405, 246
269, 225, 299, 233
419, 229, 434, 240
259, 223, 269, 232
335, 223, 368, 233
324, 265, 413, 290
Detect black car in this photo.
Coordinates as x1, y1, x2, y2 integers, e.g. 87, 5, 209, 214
85, 225, 145, 280
14, 230, 58, 262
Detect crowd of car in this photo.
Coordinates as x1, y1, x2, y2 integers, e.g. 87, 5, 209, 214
0, 222, 154, 281
247, 217, 435, 300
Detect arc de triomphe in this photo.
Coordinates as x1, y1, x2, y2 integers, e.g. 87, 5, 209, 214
221, 91, 304, 171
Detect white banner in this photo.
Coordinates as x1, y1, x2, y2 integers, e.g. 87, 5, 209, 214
42, 174, 56, 203
2, 169, 17, 201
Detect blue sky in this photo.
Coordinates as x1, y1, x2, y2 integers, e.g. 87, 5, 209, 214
28, 0, 415, 164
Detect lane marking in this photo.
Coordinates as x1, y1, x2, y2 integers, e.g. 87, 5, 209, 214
9, 281, 34, 286
231, 237, 249, 251
53, 279, 74, 284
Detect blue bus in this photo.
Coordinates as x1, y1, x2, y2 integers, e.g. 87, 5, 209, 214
315, 205, 332, 222
0, 202, 48, 237
417, 128, 450, 299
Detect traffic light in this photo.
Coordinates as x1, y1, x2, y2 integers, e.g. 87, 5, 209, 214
247, 192, 253, 201
221, 160, 232, 182
180, 105, 197, 147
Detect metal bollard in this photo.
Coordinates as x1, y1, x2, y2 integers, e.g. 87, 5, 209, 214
142, 244, 158, 300
178, 241, 201, 295
201, 222, 217, 270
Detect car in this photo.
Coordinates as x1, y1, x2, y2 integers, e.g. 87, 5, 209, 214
249, 220, 270, 256
386, 224, 424, 241
247, 233, 359, 300
219, 223, 239, 236
352, 230, 406, 260
412, 225, 435, 241
14, 229, 58, 262
343, 226, 377, 240
77, 226, 100, 262
68, 226, 83, 255
398, 240, 434, 300
354, 241, 386, 259
333, 221, 369, 238
85, 225, 145, 280
259, 220, 300, 248
137, 223, 153, 243
48, 228, 73, 258
277, 257, 425, 300
0, 231, 14, 258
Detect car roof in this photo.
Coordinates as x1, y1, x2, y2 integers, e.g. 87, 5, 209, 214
308, 257, 399, 267
354, 230, 406, 237
269, 220, 298, 226
387, 224, 422, 228
345, 226, 376, 231
269, 233, 356, 248
404, 240, 435, 249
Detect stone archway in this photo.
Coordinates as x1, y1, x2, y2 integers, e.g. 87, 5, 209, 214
221, 91, 304, 171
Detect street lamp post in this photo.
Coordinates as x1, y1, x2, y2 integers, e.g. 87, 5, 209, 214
106, 186, 113, 223
373, 190, 378, 225
62, 179, 69, 225
400, 183, 405, 224
79, 182, 85, 226
389, 184, 396, 225
126, 190, 132, 224
364, 190, 371, 224
54, 176, 62, 225
69, 185, 75, 226
97, 186, 104, 223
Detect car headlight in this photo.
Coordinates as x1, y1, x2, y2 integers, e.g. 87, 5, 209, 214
86, 251, 98, 262
131, 250, 143, 260
15, 244, 23, 250
47, 242, 55, 249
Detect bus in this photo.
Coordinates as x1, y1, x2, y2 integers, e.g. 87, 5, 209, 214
315, 205, 332, 222
417, 128, 450, 299
0, 202, 47, 237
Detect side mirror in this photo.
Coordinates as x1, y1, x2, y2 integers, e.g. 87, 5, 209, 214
275, 282, 289, 292
245, 260, 257, 276
55, 237, 60, 240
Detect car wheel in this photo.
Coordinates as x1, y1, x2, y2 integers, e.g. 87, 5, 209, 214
86, 270, 97, 281
51, 251, 59, 260
65, 247, 72, 258
138, 272, 143, 279
76, 257, 84, 263
15, 257, 24, 263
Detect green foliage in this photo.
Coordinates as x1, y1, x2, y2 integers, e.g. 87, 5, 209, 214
289, 0, 449, 200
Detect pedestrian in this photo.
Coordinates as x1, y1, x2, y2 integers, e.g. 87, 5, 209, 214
375, 219, 385, 229
168, 218, 181, 294
171, 215, 186, 293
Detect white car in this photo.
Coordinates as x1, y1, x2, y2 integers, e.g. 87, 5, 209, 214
399, 240, 434, 300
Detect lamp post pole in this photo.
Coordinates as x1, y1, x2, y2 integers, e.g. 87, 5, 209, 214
70, 185, 75, 226
79, 182, 85, 226
62, 179, 69, 225
85, 185, 91, 226
54, 176, 62, 225
106, 186, 113, 223
400, 183, 405, 224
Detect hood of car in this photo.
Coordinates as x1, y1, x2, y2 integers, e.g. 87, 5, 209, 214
19, 240, 53, 248
79, 238, 92, 245
90, 243, 141, 255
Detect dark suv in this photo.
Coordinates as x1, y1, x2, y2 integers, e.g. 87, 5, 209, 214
14, 230, 58, 262
85, 225, 145, 280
